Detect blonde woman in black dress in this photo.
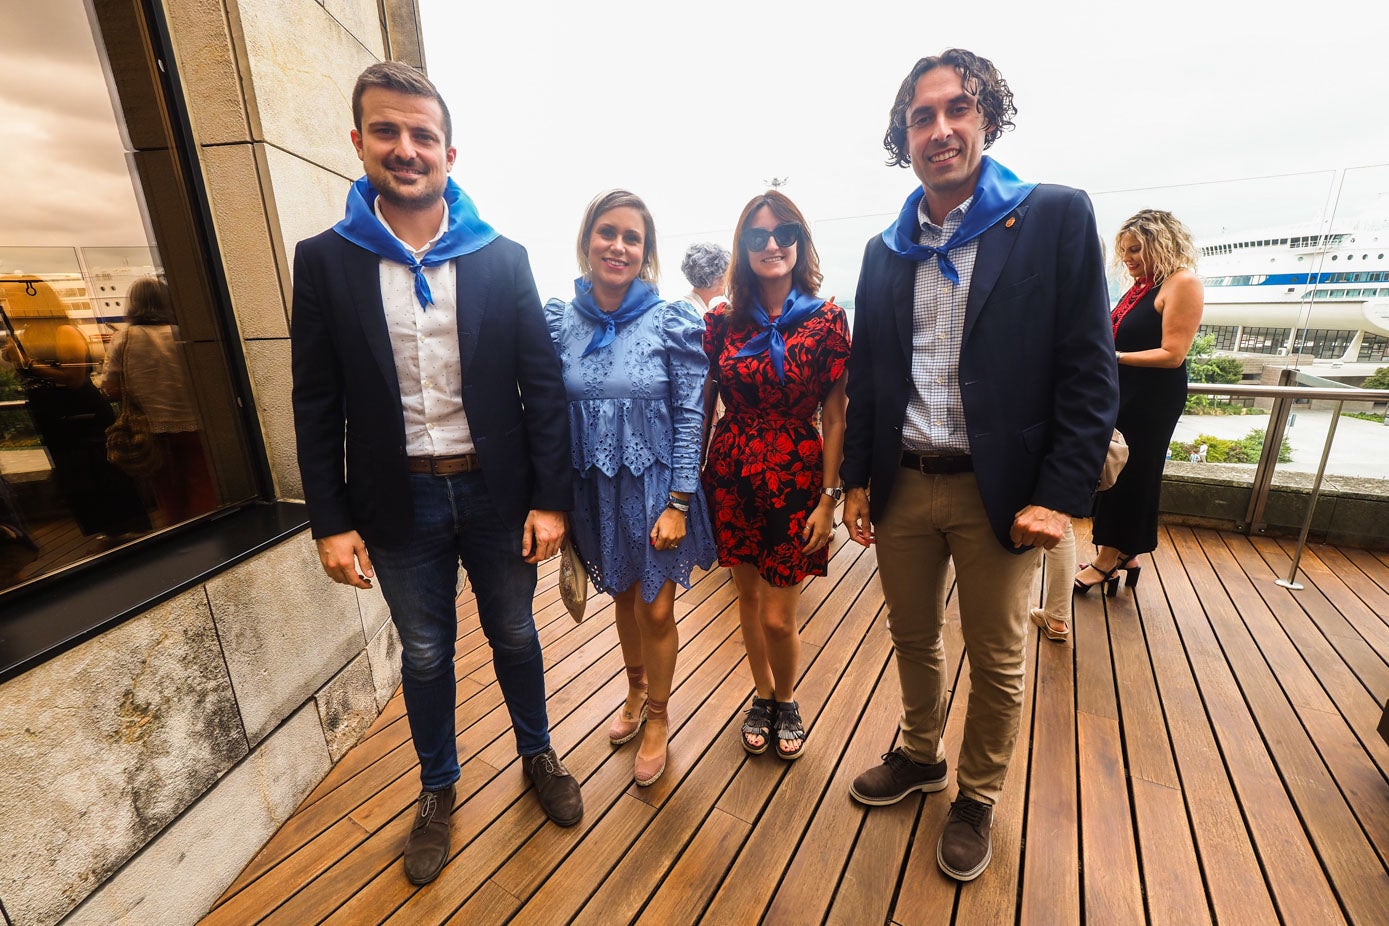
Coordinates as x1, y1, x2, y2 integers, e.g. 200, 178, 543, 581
1076, 209, 1203, 594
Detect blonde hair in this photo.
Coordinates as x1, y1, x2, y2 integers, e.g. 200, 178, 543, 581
575, 189, 659, 285
1113, 209, 1198, 283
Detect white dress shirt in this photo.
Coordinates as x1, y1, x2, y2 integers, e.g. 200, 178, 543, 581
375, 199, 474, 456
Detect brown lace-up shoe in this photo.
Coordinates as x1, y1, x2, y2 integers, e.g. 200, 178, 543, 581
523, 747, 583, 826
937, 797, 994, 881
849, 747, 947, 805
403, 784, 454, 885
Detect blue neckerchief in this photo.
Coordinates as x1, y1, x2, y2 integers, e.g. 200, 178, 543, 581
881, 156, 1036, 284
333, 176, 498, 308
570, 277, 664, 356
734, 287, 825, 382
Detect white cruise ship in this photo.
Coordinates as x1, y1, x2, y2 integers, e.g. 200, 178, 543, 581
1196, 223, 1389, 376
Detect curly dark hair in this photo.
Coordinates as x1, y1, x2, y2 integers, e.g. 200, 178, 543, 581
883, 49, 1016, 168
726, 190, 822, 323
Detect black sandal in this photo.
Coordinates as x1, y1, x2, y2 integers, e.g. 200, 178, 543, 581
774, 700, 807, 761
740, 696, 776, 755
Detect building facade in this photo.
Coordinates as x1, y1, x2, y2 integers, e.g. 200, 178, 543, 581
0, 2, 425, 923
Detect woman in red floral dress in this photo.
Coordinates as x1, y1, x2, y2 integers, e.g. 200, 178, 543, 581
702, 191, 850, 760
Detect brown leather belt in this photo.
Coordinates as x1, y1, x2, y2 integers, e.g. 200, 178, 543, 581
407, 453, 481, 476
900, 451, 973, 475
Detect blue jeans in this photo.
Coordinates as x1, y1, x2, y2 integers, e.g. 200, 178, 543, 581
369, 472, 551, 791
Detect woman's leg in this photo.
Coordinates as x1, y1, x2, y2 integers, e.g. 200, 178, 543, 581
632, 580, 679, 781
611, 586, 648, 723
732, 564, 803, 753
731, 564, 774, 700
1076, 543, 1124, 588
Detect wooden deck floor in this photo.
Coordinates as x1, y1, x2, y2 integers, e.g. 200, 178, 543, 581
201, 522, 1389, 925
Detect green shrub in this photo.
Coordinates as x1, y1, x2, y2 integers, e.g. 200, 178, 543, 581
1363, 366, 1389, 391
1185, 333, 1244, 413
1170, 428, 1292, 464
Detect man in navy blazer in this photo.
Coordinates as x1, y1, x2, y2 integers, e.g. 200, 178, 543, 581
842, 50, 1118, 881
291, 63, 581, 887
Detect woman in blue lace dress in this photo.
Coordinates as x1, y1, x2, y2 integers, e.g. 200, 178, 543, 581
546, 190, 716, 787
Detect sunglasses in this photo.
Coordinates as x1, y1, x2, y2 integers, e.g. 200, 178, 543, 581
741, 222, 801, 252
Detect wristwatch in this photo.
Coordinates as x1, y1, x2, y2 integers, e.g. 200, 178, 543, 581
821, 486, 844, 502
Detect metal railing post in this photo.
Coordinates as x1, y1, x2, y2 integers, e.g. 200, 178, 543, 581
1243, 367, 1299, 535
1276, 400, 1345, 590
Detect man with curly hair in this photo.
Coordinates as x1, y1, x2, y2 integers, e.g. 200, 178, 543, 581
842, 49, 1118, 880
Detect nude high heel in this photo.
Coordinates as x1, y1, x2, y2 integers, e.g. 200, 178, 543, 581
609, 665, 648, 746
634, 698, 668, 787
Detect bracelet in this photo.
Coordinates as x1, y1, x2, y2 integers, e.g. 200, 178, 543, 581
1115, 350, 1124, 363
666, 498, 691, 514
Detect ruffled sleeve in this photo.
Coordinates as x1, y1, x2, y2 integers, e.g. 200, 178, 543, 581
663, 299, 709, 492
543, 297, 568, 348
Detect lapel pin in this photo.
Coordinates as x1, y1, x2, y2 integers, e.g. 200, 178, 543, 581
1005, 216, 1016, 229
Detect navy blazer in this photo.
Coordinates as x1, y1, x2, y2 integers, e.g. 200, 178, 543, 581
290, 229, 572, 548
841, 184, 1119, 551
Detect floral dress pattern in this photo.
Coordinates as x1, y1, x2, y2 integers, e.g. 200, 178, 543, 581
701, 302, 850, 586
546, 297, 716, 602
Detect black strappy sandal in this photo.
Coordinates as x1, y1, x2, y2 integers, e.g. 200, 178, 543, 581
774, 700, 807, 761
741, 696, 776, 755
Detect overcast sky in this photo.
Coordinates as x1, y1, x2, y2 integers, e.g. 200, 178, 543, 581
0, 0, 146, 263
4, 0, 1385, 299
421, 0, 1389, 301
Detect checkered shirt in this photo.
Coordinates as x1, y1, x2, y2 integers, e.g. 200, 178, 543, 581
901, 195, 976, 454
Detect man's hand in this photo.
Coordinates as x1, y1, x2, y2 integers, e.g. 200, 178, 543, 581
316, 531, 374, 589
843, 488, 874, 547
522, 509, 566, 564
1010, 505, 1070, 550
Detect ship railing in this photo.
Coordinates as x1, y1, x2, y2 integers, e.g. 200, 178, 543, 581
1188, 371, 1389, 588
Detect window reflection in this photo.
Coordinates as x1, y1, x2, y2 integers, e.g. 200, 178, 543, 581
1, 0, 254, 596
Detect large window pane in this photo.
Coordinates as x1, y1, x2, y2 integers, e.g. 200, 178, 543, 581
0, 0, 256, 594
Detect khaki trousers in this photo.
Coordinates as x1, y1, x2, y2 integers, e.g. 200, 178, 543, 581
874, 470, 1038, 805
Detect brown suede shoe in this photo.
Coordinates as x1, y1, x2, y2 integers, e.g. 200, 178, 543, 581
849, 747, 947, 805
937, 797, 993, 881
523, 747, 583, 826
402, 784, 454, 885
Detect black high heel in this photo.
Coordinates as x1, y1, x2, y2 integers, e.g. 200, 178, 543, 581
1118, 556, 1142, 590
1074, 563, 1121, 596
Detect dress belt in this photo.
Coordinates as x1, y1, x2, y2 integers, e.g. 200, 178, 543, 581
407, 453, 481, 475
900, 451, 973, 475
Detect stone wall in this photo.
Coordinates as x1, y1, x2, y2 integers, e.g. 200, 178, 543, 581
0, 1, 422, 924
0, 535, 399, 926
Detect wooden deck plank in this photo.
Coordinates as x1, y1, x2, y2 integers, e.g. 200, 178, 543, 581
1189, 529, 1387, 922
1231, 536, 1389, 779
1164, 527, 1345, 924
1102, 560, 1209, 925
1076, 712, 1143, 924
1020, 627, 1080, 926
821, 671, 915, 926
1129, 777, 1211, 926
1141, 530, 1278, 924
199, 525, 1389, 926
762, 631, 899, 924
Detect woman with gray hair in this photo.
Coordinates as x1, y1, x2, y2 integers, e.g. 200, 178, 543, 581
680, 242, 730, 314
